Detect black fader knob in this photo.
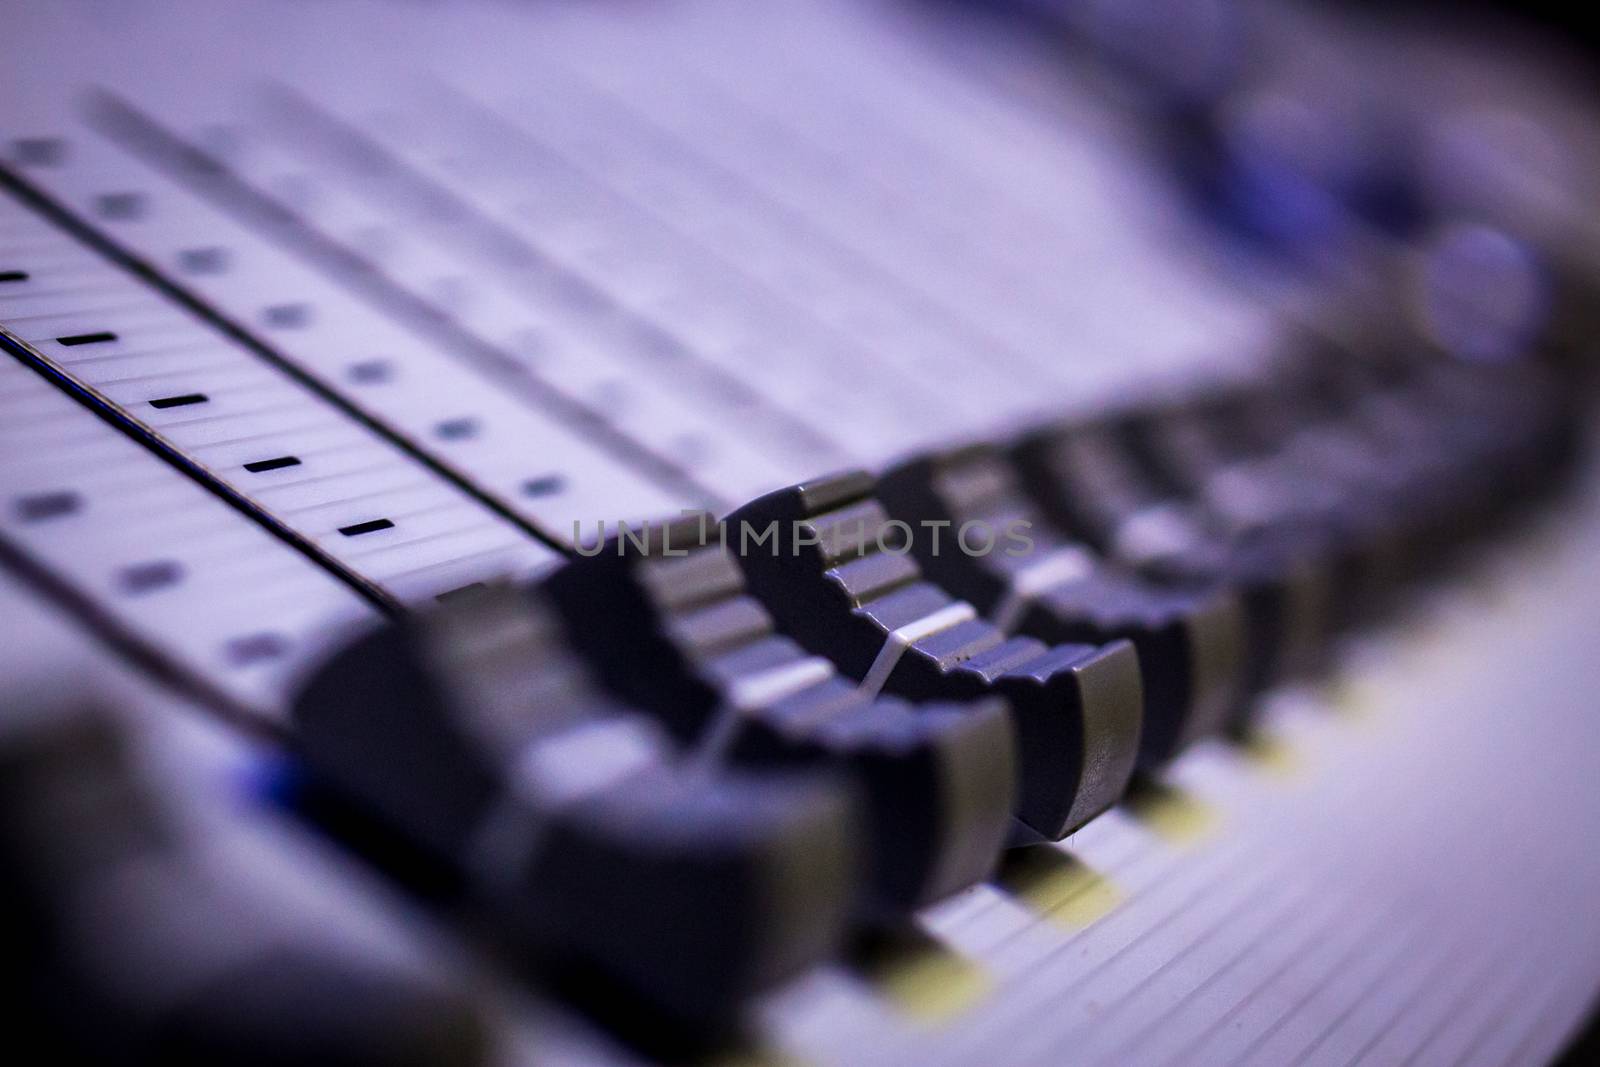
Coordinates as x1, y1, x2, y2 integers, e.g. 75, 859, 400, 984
0, 689, 488, 1067
291, 587, 857, 1026
1118, 397, 1351, 668
1126, 369, 1436, 630
1250, 363, 1421, 620
1013, 414, 1331, 711
1280, 350, 1491, 573
876, 445, 1245, 767
1314, 352, 1574, 567
726, 472, 1144, 842
542, 518, 1016, 920
1252, 349, 1573, 610
1125, 390, 1344, 540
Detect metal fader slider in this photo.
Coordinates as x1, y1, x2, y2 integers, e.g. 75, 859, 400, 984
877, 444, 1245, 768
542, 516, 1016, 922
291, 586, 857, 1026
727, 472, 1144, 842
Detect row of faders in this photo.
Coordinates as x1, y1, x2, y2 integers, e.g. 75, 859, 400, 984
285, 339, 1579, 1039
